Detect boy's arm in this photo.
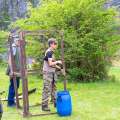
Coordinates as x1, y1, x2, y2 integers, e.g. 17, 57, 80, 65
48, 58, 62, 66
46, 51, 62, 66
55, 65, 66, 76
8, 46, 16, 76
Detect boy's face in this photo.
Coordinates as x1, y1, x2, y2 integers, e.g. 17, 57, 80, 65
15, 40, 20, 46
50, 42, 58, 49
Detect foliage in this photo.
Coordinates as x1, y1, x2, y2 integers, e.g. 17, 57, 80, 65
12, 0, 119, 82
0, 31, 8, 53
0, 31, 8, 63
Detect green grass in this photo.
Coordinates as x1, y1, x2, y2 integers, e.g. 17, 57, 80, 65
109, 66, 120, 81
1, 66, 120, 120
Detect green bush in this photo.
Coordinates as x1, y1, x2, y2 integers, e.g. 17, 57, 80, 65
13, 0, 119, 82
0, 31, 8, 53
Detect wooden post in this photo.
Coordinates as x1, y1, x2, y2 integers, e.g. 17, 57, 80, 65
19, 32, 29, 117
8, 35, 20, 108
41, 35, 47, 52
60, 31, 67, 90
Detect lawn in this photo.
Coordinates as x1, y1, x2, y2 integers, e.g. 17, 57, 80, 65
1, 66, 120, 120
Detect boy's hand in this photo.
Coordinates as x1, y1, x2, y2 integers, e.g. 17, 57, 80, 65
61, 69, 66, 76
56, 60, 62, 64
10, 71, 14, 76
9, 71, 14, 77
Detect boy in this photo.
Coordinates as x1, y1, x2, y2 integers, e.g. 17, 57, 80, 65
42, 38, 62, 111
7, 34, 21, 107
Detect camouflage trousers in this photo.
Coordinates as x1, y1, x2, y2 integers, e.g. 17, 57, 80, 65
42, 72, 57, 106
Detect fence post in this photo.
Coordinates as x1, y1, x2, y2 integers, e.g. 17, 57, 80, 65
19, 32, 29, 117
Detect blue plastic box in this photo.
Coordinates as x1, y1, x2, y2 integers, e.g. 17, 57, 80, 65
56, 90, 72, 116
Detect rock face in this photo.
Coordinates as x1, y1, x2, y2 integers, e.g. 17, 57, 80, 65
30, 0, 41, 7
105, 0, 120, 10
0, 0, 40, 29
8, 0, 27, 21
0, 0, 119, 30
0, 0, 27, 21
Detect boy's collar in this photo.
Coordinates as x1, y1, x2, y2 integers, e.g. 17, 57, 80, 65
49, 47, 54, 52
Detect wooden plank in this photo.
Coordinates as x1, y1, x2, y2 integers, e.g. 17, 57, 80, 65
18, 111, 56, 117
60, 31, 67, 90
1, 88, 36, 101
30, 112, 57, 117
19, 32, 29, 117
1, 96, 23, 101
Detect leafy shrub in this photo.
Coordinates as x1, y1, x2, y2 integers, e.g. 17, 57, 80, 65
13, 0, 119, 82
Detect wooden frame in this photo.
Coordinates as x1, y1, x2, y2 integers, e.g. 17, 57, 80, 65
8, 30, 66, 117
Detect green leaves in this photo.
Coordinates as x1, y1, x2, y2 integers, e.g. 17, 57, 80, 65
0, 31, 8, 53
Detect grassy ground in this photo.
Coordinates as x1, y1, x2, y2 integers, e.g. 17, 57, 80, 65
1, 66, 120, 120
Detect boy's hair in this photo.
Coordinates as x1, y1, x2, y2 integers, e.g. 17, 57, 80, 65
48, 38, 57, 46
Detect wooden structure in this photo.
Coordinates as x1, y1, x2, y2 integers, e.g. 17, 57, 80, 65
8, 30, 66, 117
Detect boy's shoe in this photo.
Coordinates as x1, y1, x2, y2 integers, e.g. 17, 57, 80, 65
50, 99, 56, 108
42, 105, 50, 112
54, 102, 56, 108
7, 103, 16, 107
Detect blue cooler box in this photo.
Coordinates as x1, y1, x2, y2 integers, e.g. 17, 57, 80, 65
56, 90, 72, 116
